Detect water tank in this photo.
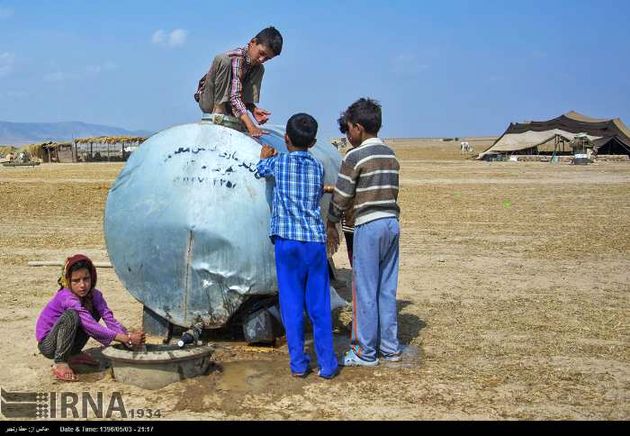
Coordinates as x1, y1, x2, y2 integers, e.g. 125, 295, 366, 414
104, 118, 342, 333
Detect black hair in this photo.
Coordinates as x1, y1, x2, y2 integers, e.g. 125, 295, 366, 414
254, 26, 283, 56
286, 113, 318, 149
69, 260, 92, 277
338, 97, 382, 135
337, 112, 348, 134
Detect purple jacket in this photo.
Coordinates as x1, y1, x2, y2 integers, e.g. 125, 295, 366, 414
35, 288, 127, 346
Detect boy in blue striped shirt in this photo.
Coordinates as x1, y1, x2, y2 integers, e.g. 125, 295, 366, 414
256, 113, 338, 379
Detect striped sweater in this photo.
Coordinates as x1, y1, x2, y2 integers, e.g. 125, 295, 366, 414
328, 137, 400, 226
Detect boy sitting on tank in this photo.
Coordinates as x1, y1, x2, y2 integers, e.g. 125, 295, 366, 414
194, 26, 283, 138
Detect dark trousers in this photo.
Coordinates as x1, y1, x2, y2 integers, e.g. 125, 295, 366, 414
274, 237, 338, 377
344, 230, 354, 266
38, 310, 89, 364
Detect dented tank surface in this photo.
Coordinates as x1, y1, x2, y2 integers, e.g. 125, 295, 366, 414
104, 119, 342, 329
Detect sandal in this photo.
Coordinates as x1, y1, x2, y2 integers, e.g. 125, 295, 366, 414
340, 349, 379, 367
52, 365, 78, 382
68, 352, 99, 366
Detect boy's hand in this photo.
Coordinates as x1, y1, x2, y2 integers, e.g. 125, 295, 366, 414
241, 113, 265, 137
323, 184, 335, 194
252, 107, 271, 125
247, 124, 264, 138
260, 144, 277, 159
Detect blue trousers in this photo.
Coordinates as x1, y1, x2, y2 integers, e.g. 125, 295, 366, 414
275, 237, 338, 377
351, 217, 401, 361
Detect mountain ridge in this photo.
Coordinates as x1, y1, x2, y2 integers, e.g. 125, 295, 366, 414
0, 120, 153, 146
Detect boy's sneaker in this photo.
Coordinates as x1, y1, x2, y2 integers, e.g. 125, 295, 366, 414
317, 368, 339, 380
340, 349, 379, 367
380, 352, 402, 362
291, 367, 312, 378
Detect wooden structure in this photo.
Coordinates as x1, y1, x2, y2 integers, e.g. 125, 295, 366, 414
1, 136, 146, 164
73, 136, 145, 162
40, 142, 74, 163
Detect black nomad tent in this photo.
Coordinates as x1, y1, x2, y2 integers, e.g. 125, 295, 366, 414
479, 111, 630, 159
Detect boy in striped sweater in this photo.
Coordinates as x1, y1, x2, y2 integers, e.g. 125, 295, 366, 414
327, 98, 402, 366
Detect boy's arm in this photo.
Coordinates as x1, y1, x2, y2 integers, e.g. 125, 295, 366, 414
255, 144, 278, 178
230, 57, 263, 137
239, 113, 263, 137
327, 158, 358, 223
246, 103, 271, 125
326, 158, 358, 253
321, 165, 332, 193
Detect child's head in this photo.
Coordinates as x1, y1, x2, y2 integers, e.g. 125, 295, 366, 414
285, 113, 318, 150
337, 98, 382, 146
58, 254, 97, 297
248, 26, 283, 66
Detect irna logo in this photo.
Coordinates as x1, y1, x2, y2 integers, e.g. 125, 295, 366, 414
1, 388, 127, 419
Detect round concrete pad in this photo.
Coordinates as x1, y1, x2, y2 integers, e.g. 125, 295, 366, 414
102, 343, 215, 390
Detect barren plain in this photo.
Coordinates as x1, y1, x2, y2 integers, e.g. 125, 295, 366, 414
0, 138, 628, 420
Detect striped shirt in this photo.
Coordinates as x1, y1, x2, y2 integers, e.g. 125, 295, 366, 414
328, 137, 400, 226
256, 151, 326, 243
227, 47, 261, 118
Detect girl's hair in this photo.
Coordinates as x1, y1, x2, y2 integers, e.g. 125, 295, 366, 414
68, 260, 92, 278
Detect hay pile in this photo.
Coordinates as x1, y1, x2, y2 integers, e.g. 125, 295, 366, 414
74, 135, 145, 144
0, 145, 17, 153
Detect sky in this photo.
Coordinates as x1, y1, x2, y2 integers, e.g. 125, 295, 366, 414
1, 0, 629, 141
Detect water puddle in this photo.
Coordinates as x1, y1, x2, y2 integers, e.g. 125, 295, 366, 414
215, 359, 306, 396
379, 344, 422, 369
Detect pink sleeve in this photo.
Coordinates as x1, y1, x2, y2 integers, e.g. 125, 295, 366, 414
62, 294, 119, 346
92, 290, 128, 336
229, 56, 248, 117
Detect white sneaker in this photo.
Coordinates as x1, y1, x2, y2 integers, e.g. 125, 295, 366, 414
341, 349, 379, 367
381, 353, 402, 362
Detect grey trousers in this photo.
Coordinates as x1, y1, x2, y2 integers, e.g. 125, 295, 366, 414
197, 53, 264, 116
38, 310, 89, 363
351, 218, 401, 361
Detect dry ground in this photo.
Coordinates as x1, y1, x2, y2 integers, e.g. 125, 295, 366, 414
0, 139, 628, 420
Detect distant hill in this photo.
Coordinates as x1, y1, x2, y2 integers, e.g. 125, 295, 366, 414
0, 120, 153, 146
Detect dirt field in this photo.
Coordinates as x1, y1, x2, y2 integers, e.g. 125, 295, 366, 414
0, 139, 628, 420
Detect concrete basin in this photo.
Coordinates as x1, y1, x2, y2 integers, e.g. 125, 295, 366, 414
102, 343, 214, 390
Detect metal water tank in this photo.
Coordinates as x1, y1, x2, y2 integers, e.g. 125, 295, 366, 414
104, 117, 342, 338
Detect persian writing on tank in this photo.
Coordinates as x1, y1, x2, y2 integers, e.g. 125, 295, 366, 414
164, 145, 262, 189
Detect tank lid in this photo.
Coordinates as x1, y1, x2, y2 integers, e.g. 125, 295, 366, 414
200, 113, 245, 132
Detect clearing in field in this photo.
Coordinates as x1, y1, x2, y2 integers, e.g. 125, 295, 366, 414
0, 140, 628, 420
